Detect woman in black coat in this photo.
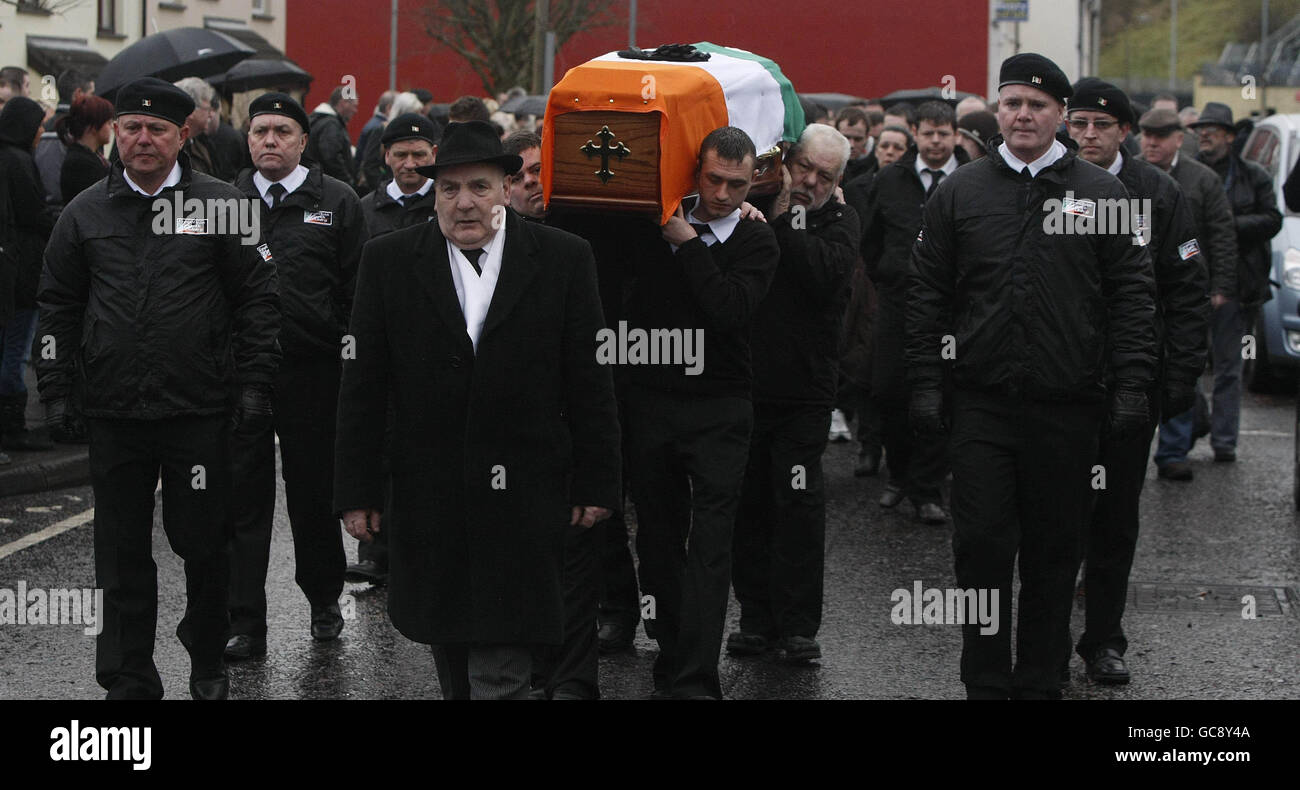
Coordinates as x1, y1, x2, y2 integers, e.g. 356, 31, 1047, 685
57, 94, 113, 204
0, 96, 57, 453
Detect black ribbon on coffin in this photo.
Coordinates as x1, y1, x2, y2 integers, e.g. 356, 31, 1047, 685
617, 43, 711, 62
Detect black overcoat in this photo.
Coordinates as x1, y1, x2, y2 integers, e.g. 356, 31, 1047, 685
334, 207, 621, 645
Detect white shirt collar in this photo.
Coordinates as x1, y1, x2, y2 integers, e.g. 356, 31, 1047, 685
254, 165, 310, 207
123, 161, 182, 196
998, 138, 1067, 178
386, 177, 432, 202
1105, 150, 1124, 176
1170, 151, 1180, 170
685, 205, 741, 246
446, 219, 507, 354
915, 154, 959, 177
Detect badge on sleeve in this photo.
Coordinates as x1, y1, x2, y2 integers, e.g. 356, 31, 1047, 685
1178, 239, 1201, 260
257, 243, 273, 262
303, 210, 334, 226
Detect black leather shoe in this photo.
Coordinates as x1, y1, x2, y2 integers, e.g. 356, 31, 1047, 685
725, 631, 771, 656
778, 635, 821, 663
311, 603, 344, 641
878, 485, 904, 508
1213, 448, 1236, 463
1085, 647, 1131, 685
344, 560, 388, 586
915, 502, 948, 525
1157, 461, 1194, 480
224, 634, 267, 661
597, 621, 635, 654
190, 669, 229, 700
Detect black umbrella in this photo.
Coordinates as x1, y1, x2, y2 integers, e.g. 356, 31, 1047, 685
799, 92, 869, 112
209, 58, 313, 94
95, 27, 256, 101
881, 87, 980, 108
500, 94, 547, 117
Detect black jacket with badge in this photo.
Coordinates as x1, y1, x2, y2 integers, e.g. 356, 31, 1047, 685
358, 180, 437, 239
906, 133, 1157, 402
37, 153, 281, 418
752, 197, 858, 406
1114, 154, 1209, 390
235, 166, 365, 360
1201, 151, 1282, 309
1158, 153, 1238, 301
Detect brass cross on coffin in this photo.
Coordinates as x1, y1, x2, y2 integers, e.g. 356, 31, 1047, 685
580, 125, 631, 184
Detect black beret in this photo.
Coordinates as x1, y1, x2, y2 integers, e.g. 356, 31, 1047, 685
114, 77, 195, 127
247, 92, 310, 134
998, 53, 1072, 104
1069, 78, 1134, 125
381, 113, 439, 147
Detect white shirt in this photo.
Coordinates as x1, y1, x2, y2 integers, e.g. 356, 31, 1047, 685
446, 221, 506, 354
386, 177, 432, 202
998, 138, 1068, 178
123, 161, 182, 196
254, 164, 309, 208
682, 205, 741, 249
1105, 151, 1124, 176
915, 154, 959, 191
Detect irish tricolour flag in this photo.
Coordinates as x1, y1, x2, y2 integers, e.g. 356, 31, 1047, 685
543, 42, 804, 223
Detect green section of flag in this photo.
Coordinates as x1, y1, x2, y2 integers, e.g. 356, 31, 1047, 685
692, 41, 805, 143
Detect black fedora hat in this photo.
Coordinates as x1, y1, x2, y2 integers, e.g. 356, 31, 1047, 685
1186, 102, 1235, 131
414, 120, 521, 179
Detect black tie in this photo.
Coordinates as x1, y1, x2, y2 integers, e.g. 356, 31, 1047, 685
924, 169, 945, 198
691, 223, 712, 244
267, 183, 286, 209
1019, 166, 1033, 182
462, 248, 484, 276
397, 194, 411, 207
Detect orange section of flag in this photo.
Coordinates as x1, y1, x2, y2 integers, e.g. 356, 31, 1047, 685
543, 59, 729, 225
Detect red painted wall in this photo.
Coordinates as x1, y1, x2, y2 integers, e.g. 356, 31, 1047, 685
287, 0, 988, 140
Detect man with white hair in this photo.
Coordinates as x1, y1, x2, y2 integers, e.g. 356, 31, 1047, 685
729, 123, 859, 664
955, 95, 987, 120
173, 77, 217, 176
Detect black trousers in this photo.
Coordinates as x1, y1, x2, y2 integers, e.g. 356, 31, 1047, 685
228, 356, 345, 637
89, 415, 232, 699
1076, 412, 1158, 659
531, 522, 599, 699
432, 644, 535, 700
874, 293, 948, 503
628, 386, 752, 699
949, 389, 1102, 697
732, 403, 829, 639
598, 394, 639, 627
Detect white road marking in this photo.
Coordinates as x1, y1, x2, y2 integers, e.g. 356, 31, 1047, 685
0, 507, 95, 561
1239, 430, 1290, 438
25, 505, 63, 513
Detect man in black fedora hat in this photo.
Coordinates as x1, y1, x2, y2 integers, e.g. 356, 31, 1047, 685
333, 120, 621, 699
1174, 102, 1281, 465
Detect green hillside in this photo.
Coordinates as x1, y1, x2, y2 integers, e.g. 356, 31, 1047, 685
1100, 0, 1300, 80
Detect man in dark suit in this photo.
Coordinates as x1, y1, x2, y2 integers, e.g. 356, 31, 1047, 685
333, 121, 621, 700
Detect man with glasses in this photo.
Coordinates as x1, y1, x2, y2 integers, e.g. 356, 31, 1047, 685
1064, 78, 1208, 686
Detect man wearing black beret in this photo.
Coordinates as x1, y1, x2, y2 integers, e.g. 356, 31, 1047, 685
356, 113, 439, 240
225, 91, 365, 660
1065, 77, 1208, 686
906, 54, 1157, 699
36, 77, 281, 699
